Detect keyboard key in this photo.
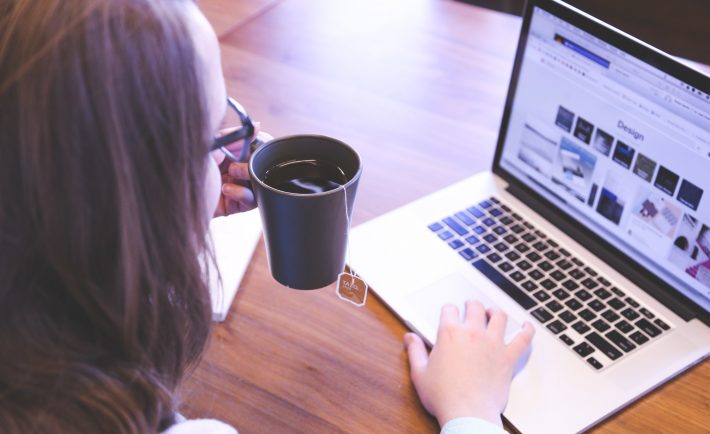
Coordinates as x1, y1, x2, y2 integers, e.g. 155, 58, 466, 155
539, 261, 554, 272
550, 270, 567, 282
526, 252, 542, 262
443, 217, 468, 236
594, 288, 612, 299
540, 279, 556, 290
472, 259, 536, 309
500, 204, 510, 212
512, 212, 523, 221
467, 206, 485, 218
522, 233, 537, 243
547, 239, 559, 248
559, 310, 577, 323
448, 239, 464, 249
521, 280, 538, 292
654, 319, 670, 331
552, 288, 570, 300
639, 307, 654, 319
505, 251, 521, 261
528, 269, 545, 281
498, 261, 514, 272
503, 234, 518, 244
489, 196, 500, 204
611, 287, 625, 297
455, 211, 476, 226
615, 320, 633, 334
636, 318, 662, 337
531, 306, 554, 323
576, 289, 592, 301
517, 260, 532, 271
465, 235, 480, 245
625, 297, 640, 308
509, 271, 525, 282
479, 200, 492, 209
569, 268, 585, 280
490, 208, 503, 217
601, 309, 620, 323
598, 276, 611, 286
584, 266, 598, 276
547, 320, 567, 334
581, 278, 599, 289
500, 216, 514, 225
482, 217, 496, 227
438, 231, 453, 241
534, 230, 547, 238
459, 248, 477, 261
511, 224, 525, 234
559, 248, 571, 257
476, 244, 491, 254
586, 332, 623, 360
571, 257, 584, 267
608, 298, 626, 310
562, 280, 580, 291
579, 308, 596, 321
588, 299, 605, 312
587, 357, 603, 370
557, 259, 573, 270
515, 243, 530, 253
483, 234, 497, 243
629, 331, 650, 345
546, 300, 563, 312
544, 250, 560, 261
605, 330, 636, 353
533, 291, 551, 302
523, 221, 534, 230
572, 321, 591, 334
574, 342, 595, 357
487, 252, 502, 263
592, 319, 610, 332
621, 308, 640, 321
533, 241, 548, 252
428, 222, 443, 232
493, 242, 509, 252
560, 334, 575, 346
472, 225, 486, 234
565, 298, 583, 311
493, 226, 507, 235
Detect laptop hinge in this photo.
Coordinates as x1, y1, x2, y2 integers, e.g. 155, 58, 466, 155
506, 181, 709, 326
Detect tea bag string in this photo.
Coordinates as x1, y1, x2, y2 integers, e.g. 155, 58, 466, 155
341, 184, 355, 284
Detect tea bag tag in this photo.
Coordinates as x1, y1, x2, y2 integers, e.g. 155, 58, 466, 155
336, 272, 368, 307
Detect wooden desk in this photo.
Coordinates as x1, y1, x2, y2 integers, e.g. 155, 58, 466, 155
183, 1, 710, 432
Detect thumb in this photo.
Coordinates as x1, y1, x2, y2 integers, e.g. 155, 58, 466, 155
404, 333, 428, 381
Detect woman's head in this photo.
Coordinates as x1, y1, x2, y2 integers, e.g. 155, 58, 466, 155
0, 0, 225, 431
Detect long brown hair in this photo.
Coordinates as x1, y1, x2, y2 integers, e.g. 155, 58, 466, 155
0, 0, 213, 432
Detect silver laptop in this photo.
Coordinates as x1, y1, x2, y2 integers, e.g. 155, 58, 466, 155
349, 0, 710, 432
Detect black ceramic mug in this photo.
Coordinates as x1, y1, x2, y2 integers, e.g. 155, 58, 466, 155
249, 135, 362, 289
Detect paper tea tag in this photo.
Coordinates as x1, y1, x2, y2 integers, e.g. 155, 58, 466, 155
336, 272, 368, 307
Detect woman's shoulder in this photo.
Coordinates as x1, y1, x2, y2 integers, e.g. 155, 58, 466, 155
161, 418, 237, 434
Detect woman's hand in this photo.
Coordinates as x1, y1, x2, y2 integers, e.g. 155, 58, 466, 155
213, 131, 272, 217
404, 300, 535, 428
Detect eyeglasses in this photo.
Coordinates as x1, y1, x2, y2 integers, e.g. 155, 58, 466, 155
210, 97, 256, 163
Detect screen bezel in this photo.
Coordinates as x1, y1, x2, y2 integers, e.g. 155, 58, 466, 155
492, 0, 710, 322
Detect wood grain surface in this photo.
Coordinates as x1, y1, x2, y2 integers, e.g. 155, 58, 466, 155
181, 1, 710, 433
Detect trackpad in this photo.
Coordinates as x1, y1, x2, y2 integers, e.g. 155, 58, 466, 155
406, 273, 524, 346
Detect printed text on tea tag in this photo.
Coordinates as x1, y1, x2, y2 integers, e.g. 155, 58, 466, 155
336, 272, 368, 307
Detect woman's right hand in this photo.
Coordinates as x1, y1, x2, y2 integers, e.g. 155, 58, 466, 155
404, 300, 535, 428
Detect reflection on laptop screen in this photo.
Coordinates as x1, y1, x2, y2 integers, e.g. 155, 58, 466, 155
499, 6, 710, 312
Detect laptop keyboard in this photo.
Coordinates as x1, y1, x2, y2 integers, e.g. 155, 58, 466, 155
429, 196, 673, 372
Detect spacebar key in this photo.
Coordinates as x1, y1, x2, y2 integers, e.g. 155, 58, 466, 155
472, 259, 537, 309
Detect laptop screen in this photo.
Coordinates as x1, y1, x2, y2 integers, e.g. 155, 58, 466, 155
497, 3, 710, 312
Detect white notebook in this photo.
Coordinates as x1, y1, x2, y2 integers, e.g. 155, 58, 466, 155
207, 210, 262, 321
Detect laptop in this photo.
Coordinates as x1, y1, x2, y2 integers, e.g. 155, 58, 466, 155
349, 0, 710, 432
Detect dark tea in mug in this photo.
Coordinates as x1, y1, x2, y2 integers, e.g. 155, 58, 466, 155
263, 159, 348, 194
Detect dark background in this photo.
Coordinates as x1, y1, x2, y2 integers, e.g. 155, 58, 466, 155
459, 0, 710, 65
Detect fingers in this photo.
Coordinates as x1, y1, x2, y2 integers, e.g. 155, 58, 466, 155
222, 183, 256, 214
463, 300, 487, 329
486, 308, 508, 340
439, 304, 460, 329
506, 322, 535, 362
228, 162, 250, 180
404, 333, 428, 382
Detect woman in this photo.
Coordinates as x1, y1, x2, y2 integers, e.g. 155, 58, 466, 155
0, 0, 534, 433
